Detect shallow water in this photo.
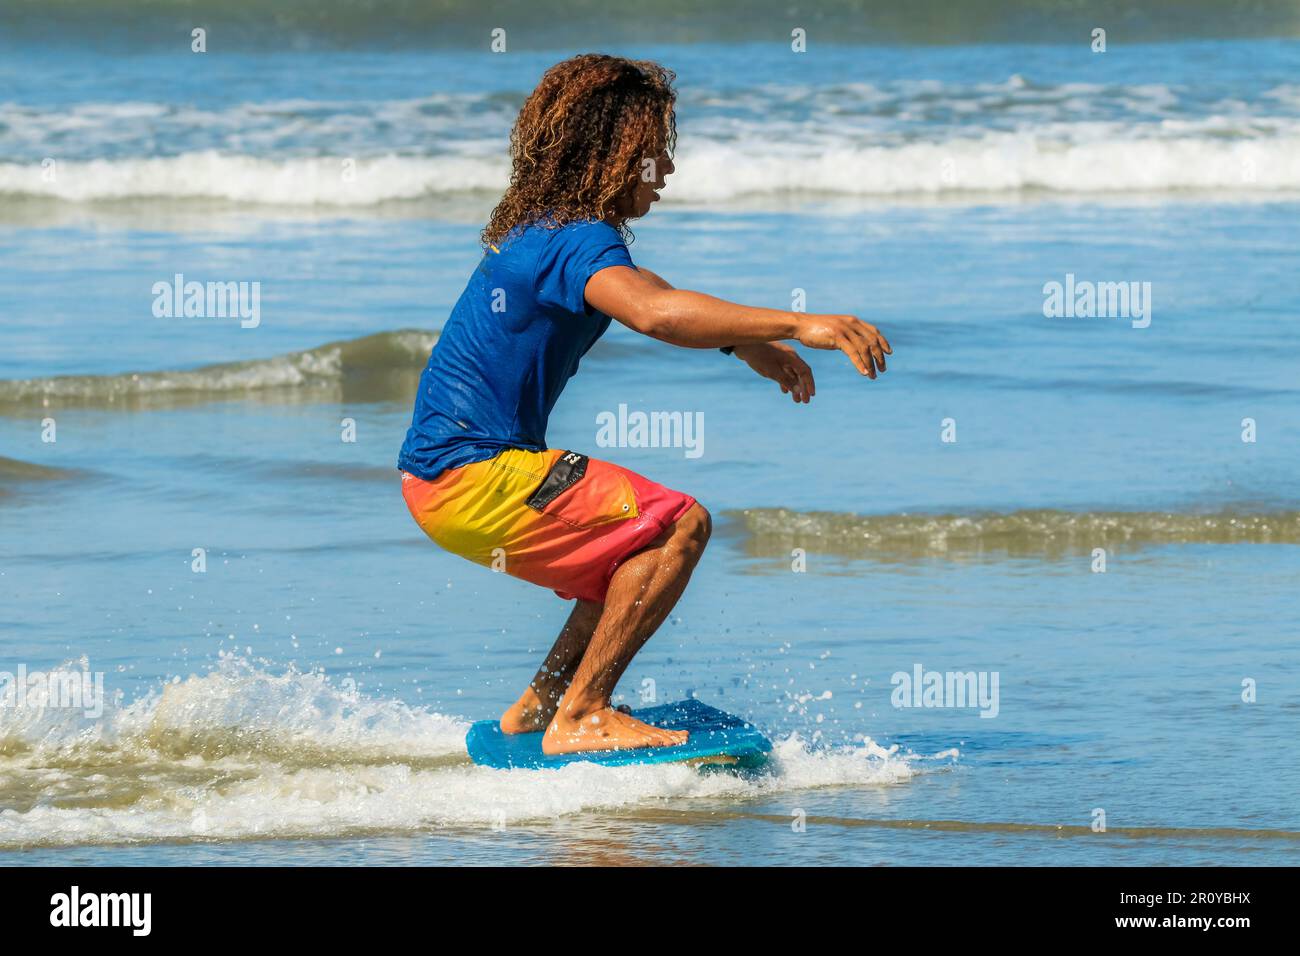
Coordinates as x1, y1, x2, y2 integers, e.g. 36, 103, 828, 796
2, 35, 1299, 865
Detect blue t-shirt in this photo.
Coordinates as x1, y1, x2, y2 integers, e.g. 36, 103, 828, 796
398, 219, 634, 480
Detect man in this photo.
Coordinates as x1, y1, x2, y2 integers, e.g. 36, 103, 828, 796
399, 54, 890, 755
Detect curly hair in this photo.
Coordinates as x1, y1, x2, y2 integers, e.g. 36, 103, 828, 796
482, 54, 677, 247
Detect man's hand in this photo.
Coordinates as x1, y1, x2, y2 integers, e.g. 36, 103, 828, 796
794, 314, 891, 379
733, 342, 816, 403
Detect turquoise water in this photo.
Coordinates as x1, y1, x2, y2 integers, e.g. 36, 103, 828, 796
2, 33, 1299, 865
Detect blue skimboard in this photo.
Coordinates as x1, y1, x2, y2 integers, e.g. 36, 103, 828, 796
465, 698, 772, 770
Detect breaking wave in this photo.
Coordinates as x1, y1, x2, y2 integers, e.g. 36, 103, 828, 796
5, 132, 1300, 206
0, 329, 437, 411
733, 506, 1300, 560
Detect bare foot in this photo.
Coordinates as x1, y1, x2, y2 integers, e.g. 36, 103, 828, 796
500, 687, 555, 734
501, 689, 633, 735
542, 705, 688, 755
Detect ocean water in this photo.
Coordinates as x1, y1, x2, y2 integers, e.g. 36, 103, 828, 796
2, 22, 1300, 865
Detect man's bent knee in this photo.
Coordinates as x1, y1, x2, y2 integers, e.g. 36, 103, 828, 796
675, 502, 711, 555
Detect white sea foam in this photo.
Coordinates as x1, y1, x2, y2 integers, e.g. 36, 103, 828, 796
0, 658, 933, 847
6, 127, 1298, 206
0, 737, 925, 847
0, 654, 470, 759
0, 152, 509, 205
676, 135, 1300, 198
5, 78, 1298, 204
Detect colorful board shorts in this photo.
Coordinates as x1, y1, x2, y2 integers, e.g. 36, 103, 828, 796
401, 448, 697, 604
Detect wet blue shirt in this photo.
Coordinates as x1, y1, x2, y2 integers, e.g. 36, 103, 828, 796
398, 219, 634, 480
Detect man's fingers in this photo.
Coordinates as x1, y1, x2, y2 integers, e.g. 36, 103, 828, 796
852, 326, 888, 376
833, 327, 868, 377
857, 347, 876, 378
785, 367, 804, 403
853, 321, 891, 366
851, 330, 880, 378
781, 367, 805, 403
845, 338, 875, 377
870, 327, 892, 355
858, 321, 892, 356
868, 330, 889, 370
795, 361, 815, 402
838, 335, 871, 376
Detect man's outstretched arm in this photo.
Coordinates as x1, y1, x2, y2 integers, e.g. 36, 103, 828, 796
585, 264, 891, 380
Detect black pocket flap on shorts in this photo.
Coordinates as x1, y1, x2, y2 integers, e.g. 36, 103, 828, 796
526, 452, 589, 511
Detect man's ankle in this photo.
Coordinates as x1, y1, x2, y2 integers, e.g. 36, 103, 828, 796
557, 692, 608, 722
